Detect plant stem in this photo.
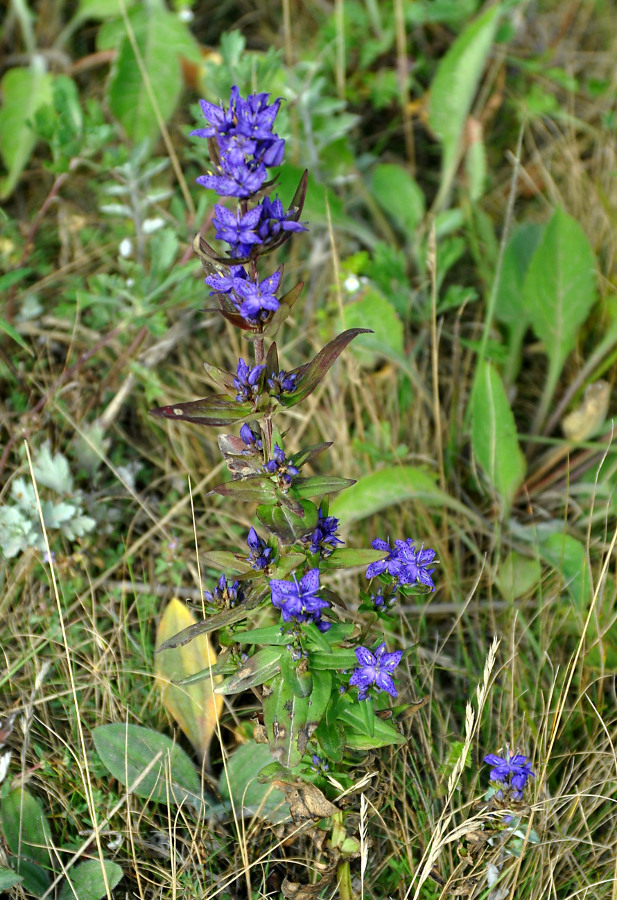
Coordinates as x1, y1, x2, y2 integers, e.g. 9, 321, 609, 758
337, 860, 354, 900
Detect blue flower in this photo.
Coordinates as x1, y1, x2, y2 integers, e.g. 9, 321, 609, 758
483, 751, 535, 800
264, 444, 299, 489
365, 538, 399, 579
204, 574, 245, 609
267, 369, 298, 396
348, 643, 403, 701
234, 358, 265, 402
205, 265, 249, 296
270, 568, 331, 631
240, 423, 263, 451
303, 510, 343, 557
234, 271, 281, 321
246, 526, 273, 570
310, 754, 329, 774
257, 195, 308, 242
366, 537, 436, 591
212, 204, 263, 257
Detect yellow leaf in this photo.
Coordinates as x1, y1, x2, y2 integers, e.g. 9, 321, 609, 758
155, 598, 223, 763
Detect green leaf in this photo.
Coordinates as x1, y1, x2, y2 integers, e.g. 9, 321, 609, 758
261, 499, 318, 544
340, 705, 405, 749
309, 649, 358, 671
0, 867, 23, 891
330, 465, 470, 524
281, 653, 313, 699
0, 316, 33, 354
58, 860, 123, 900
107, 7, 199, 142
200, 551, 253, 575
0, 61, 53, 199
78, 0, 138, 19
522, 208, 598, 417
211, 476, 278, 504
5, 858, 48, 896
279, 329, 372, 408
219, 743, 288, 823
342, 289, 404, 368
155, 591, 267, 651
496, 551, 541, 602
428, 5, 501, 209
233, 625, 290, 646
539, 531, 592, 612
494, 223, 544, 327
371, 163, 425, 235
92, 724, 203, 808
1, 788, 52, 871
264, 678, 311, 769
215, 648, 283, 695
290, 476, 355, 500
470, 359, 526, 514
150, 395, 253, 427
319, 548, 386, 571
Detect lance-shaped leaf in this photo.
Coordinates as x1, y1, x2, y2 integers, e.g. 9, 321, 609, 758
150, 395, 253, 427
319, 548, 385, 572
234, 624, 290, 645
156, 589, 268, 652
215, 647, 283, 695
257, 499, 318, 544
278, 329, 373, 408
290, 443, 333, 469
264, 677, 310, 769
290, 475, 355, 500
261, 280, 305, 339
155, 598, 223, 762
339, 704, 405, 748
309, 649, 359, 670
210, 475, 278, 503
203, 361, 237, 392
281, 652, 313, 698
201, 550, 254, 574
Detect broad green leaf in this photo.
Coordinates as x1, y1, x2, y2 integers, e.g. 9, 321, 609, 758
1, 788, 52, 871
309, 649, 358, 671
233, 625, 291, 646
494, 223, 544, 327
339, 705, 405, 749
5, 858, 48, 896
371, 163, 425, 235
330, 465, 470, 524
219, 743, 288, 823
267, 499, 319, 544
470, 360, 525, 514
496, 551, 541, 602
92, 723, 202, 808
264, 678, 311, 769
428, 6, 501, 208
107, 7, 199, 142
155, 599, 223, 762
77, 0, 138, 19
211, 476, 278, 503
0, 867, 23, 890
342, 289, 404, 367
200, 551, 253, 575
540, 531, 592, 612
522, 208, 598, 417
215, 647, 283, 695
281, 652, 313, 699
58, 859, 123, 900
0, 61, 53, 199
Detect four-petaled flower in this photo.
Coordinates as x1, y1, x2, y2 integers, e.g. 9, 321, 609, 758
270, 568, 331, 631
213, 204, 263, 258
234, 271, 281, 321
349, 643, 403, 701
483, 751, 535, 800
246, 526, 273, 570
366, 537, 436, 591
234, 358, 265, 402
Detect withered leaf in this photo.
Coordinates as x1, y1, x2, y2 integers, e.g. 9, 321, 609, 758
273, 780, 339, 823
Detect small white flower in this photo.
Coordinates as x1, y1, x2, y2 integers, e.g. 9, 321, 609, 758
0, 751, 12, 785
119, 238, 133, 258
344, 274, 360, 293
143, 217, 165, 234
178, 7, 194, 22
126, 277, 135, 287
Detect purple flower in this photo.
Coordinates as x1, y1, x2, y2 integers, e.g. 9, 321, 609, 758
366, 537, 436, 591
267, 369, 298, 396
365, 538, 399, 579
234, 358, 265, 402
303, 509, 343, 557
310, 755, 329, 774
204, 574, 245, 609
213, 204, 263, 257
190, 95, 235, 140
240, 423, 262, 450
196, 159, 267, 199
246, 526, 273, 570
263, 444, 299, 489
205, 265, 249, 296
234, 271, 281, 321
257, 195, 308, 242
483, 751, 535, 800
348, 643, 403, 701
270, 568, 331, 631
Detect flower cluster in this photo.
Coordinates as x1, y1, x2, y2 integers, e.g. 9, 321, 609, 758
349, 643, 403, 701
302, 509, 343, 557
246, 526, 273, 570
270, 569, 331, 631
234, 359, 264, 402
204, 574, 246, 610
483, 751, 535, 800
192, 86, 307, 325
366, 538, 436, 591
263, 444, 299, 489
